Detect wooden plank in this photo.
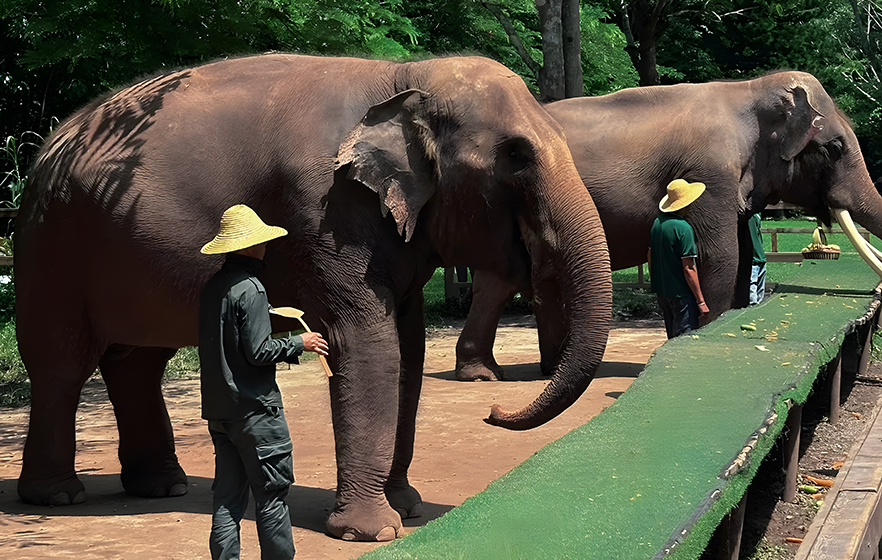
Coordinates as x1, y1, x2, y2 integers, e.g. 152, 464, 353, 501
767, 252, 804, 263
0, 256, 12, 267
762, 227, 871, 234
808, 492, 877, 559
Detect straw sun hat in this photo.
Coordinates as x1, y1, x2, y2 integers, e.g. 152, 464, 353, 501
658, 179, 706, 213
200, 204, 288, 255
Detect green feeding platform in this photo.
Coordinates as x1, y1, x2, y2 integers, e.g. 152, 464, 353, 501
360, 256, 882, 560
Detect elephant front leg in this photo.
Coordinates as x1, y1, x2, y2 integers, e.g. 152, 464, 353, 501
455, 269, 521, 381
326, 323, 404, 542
385, 294, 425, 519
99, 347, 187, 498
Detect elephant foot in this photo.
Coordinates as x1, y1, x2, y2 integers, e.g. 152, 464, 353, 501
455, 360, 505, 381
18, 474, 86, 506
386, 482, 423, 519
120, 460, 188, 498
326, 500, 402, 542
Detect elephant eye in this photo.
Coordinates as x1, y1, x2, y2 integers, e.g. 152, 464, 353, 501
497, 138, 536, 175
825, 138, 843, 162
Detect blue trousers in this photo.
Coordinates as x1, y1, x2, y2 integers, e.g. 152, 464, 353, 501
208, 407, 295, 560
657, 293, 699, 339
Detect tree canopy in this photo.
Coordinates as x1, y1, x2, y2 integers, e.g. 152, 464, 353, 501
2, 0, 882, 183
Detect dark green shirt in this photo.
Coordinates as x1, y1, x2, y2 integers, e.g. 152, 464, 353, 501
748, 213, 766, 265
199, 254, 304, 421
649, 213, 698, 299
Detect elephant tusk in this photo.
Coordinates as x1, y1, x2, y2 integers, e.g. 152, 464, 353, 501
832, 208, 882, 278
863, 233, 882, 262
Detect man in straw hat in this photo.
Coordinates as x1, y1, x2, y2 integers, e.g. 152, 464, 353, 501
648, 179, 710, 339
199, 204, 328, 560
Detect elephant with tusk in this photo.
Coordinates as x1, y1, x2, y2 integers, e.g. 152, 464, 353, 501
455, 70, 882, 381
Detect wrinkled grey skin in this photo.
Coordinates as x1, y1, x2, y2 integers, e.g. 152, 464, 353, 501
15, 54, 611, 542
455, 70, 882, 381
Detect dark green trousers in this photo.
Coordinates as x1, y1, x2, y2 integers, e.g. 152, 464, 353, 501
208, 407, 295, 560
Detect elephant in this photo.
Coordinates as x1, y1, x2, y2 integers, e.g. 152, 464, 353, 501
14, 53, 612, 542
454, 70, 882, 381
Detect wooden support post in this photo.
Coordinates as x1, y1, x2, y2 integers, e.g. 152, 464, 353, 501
827, 351, 842, 425
444, 267, 455, 301
783, 402, 802, 503
714, 493, 747, 560
858, 317, 877, 378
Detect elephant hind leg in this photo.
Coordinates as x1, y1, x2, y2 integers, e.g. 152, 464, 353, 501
98, 346, 187, 498
17, 325, 102, 505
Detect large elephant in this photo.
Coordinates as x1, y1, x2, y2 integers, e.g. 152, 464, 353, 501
14, 54, 612, 541
455, 70, 882, 381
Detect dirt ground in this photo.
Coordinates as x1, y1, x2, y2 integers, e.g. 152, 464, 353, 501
0, 316, 667, 559
0, 315, 878, 560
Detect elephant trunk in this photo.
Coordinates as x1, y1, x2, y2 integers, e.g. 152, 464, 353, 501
485, 179, 612, 430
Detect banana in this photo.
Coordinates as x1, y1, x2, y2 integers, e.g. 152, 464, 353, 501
802, 228, 840, 254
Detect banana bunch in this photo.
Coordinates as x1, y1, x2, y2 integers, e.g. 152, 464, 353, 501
801, 228, 840, 253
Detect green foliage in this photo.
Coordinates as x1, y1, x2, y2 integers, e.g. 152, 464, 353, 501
266, 0, 419, 58
164, 346, 200, 379
0, 269, 15, 323
1, 129, 45, 210
612, 287, 658, 319
0, 320, 28, 407
580, 3, 638, 94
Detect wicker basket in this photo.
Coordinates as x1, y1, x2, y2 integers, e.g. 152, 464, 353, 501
801, 249, 840, 260
801, 227, 840, 260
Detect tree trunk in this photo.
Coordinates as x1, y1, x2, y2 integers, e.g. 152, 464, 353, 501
618, 0, 673, 87
536, 0, 565, 101
562, 0, 582, 97
484, 0, 581, 101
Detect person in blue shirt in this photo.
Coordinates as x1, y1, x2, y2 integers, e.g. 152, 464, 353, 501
648, 179, 710, 338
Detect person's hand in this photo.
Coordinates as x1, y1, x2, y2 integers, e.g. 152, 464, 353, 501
301, 332, 329, 356
697, 301, 710, 318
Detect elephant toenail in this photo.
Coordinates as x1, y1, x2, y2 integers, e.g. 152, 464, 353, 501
375, 527, 398, 541
342, 532, 357, 541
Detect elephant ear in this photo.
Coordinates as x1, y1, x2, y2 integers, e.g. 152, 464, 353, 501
778, 85, 826, 161
335, 89, 437, 242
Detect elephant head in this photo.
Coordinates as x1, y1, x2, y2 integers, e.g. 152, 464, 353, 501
330, 58, 613, 429
749, 71, 882, 275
